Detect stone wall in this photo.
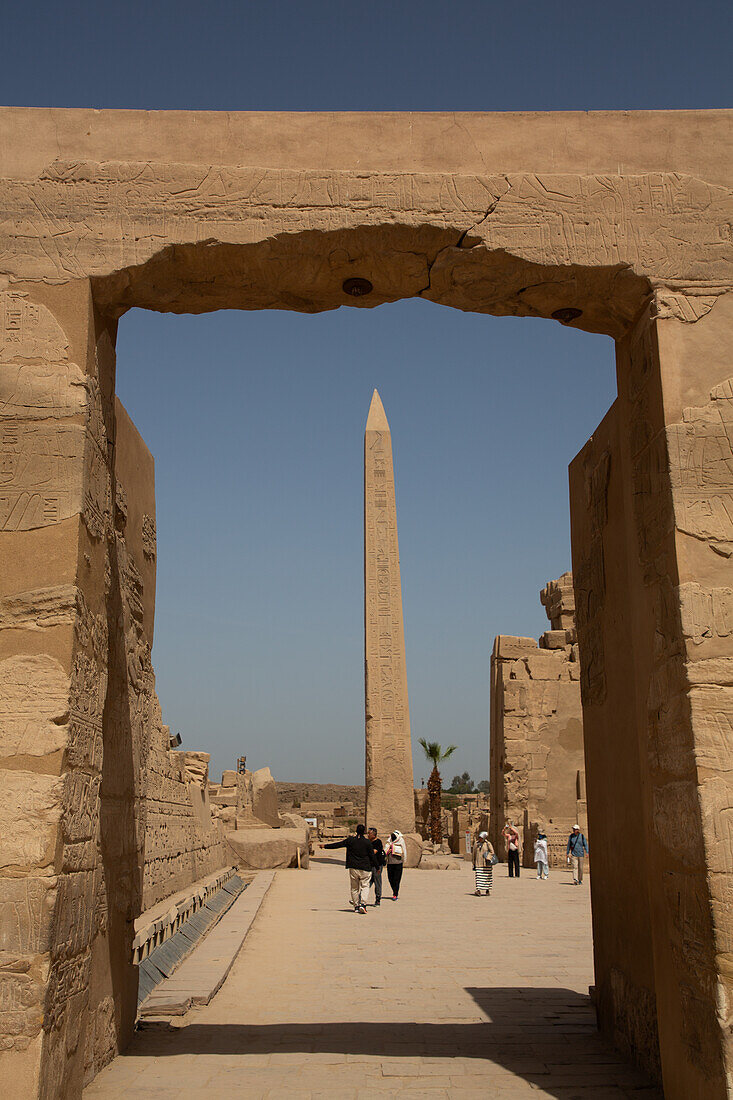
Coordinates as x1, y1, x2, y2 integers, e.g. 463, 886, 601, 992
140, 743, 228, 910
276, 782, 366, 815
114, 400, 228, 912
490, 573, 585, 860
0, 366, 228, 1099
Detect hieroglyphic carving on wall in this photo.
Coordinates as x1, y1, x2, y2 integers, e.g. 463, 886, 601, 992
0, 878, 56, 957
0, 772, 64, 872
80, 373, 111, 542
653, 289, 722, 324
0, 654, 70, 759
0, 163, 504, 280
479, 173, 733, 279
0, 167, 730, 321
0, 361, 86, 418
689, 687, 733, 772
0, 963, 46, 1053
667, 378, 733, 558
0, 292, 71, 363
0, 291, 94, 533
0, 421, 86, 531
678, 583, 733, 645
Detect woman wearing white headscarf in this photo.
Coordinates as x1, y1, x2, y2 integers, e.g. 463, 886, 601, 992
472, 831, 495, 895
384, 831, 406, 899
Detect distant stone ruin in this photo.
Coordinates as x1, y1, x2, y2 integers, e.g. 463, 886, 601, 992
490, 573, 585, 863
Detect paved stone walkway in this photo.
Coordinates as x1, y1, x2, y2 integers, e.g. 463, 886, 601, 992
85, 853, 661, 1099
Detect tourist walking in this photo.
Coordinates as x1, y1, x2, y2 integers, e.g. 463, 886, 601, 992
384, 831, 406, 899
323, 823, 378, 913
367, 826, 385, 906
472, 831, 495, 895
566, 824, 589, 885
503, 823, 521, 877
534, 830, 549, 879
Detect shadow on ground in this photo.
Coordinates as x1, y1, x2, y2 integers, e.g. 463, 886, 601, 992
128, 987, 661, 1098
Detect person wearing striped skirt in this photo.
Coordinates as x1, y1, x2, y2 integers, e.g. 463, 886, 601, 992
473, 831, 495, 895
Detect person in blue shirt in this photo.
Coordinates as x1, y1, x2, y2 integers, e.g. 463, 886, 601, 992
566, 824, 589, 885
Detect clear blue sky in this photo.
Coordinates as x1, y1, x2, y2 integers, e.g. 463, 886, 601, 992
1, 3, 730, 785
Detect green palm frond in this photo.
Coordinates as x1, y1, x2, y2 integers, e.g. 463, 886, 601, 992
418, 738, 458, 766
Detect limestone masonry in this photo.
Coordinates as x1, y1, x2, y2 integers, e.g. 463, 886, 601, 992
364, 390, 415, 836
0, 108, 731, 1100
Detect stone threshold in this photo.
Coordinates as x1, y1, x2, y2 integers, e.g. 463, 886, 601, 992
137, 869, 276, 1017
136, 870, 249, 1006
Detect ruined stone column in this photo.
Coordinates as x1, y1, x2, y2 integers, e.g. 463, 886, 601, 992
364, 390, 414, 836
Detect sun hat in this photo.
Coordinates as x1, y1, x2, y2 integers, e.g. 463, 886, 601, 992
479, 831, 488, 839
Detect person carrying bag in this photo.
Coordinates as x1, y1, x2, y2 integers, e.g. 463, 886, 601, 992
385, 831, 406, 899
473, 831, 495, 896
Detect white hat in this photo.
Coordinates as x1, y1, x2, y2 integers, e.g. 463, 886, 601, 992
479, 831, 488, 839
573, 823, 580, 830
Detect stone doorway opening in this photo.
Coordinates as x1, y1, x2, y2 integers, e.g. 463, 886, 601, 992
113, 299, 614, 804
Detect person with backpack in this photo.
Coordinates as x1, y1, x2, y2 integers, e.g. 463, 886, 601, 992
384, 831, 406, 899
323, 823, 379, 913
367, 826, 386, 906
566, 824, 589, 884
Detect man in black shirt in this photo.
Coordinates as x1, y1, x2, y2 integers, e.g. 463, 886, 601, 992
367, 827, 385, 906
324, 823, 378, 914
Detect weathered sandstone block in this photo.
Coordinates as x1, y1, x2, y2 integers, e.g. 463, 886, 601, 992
0, 772, 64, 872
251, 767, 281, 828
226, 824, 309, 870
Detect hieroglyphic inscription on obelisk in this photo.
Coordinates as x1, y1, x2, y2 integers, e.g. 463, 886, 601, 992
364, 390, 415, 836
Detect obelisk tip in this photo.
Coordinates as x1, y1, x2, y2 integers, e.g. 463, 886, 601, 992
366, 389, 390, 432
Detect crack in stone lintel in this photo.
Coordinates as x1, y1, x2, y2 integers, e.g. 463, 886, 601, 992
417, 177, 511, 298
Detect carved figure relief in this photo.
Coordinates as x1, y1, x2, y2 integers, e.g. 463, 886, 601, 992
0, 654, 70, 759
667, 377, 733, 557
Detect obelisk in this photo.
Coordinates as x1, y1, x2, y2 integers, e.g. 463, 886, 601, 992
364, 390, 415, 836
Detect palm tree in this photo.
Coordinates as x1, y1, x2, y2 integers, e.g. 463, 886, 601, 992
418, 739, 457, 844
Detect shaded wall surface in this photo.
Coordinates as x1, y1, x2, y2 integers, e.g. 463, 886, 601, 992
0, 109, 731, 1100
571, 296, 733, 1095
570, 400, 660, 1078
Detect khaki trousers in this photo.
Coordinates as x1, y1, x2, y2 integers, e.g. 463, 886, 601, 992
349, 868, 371, 908
571, 855, 585, 884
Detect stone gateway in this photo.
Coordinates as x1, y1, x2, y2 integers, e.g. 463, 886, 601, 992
0, 108, 731, 1100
